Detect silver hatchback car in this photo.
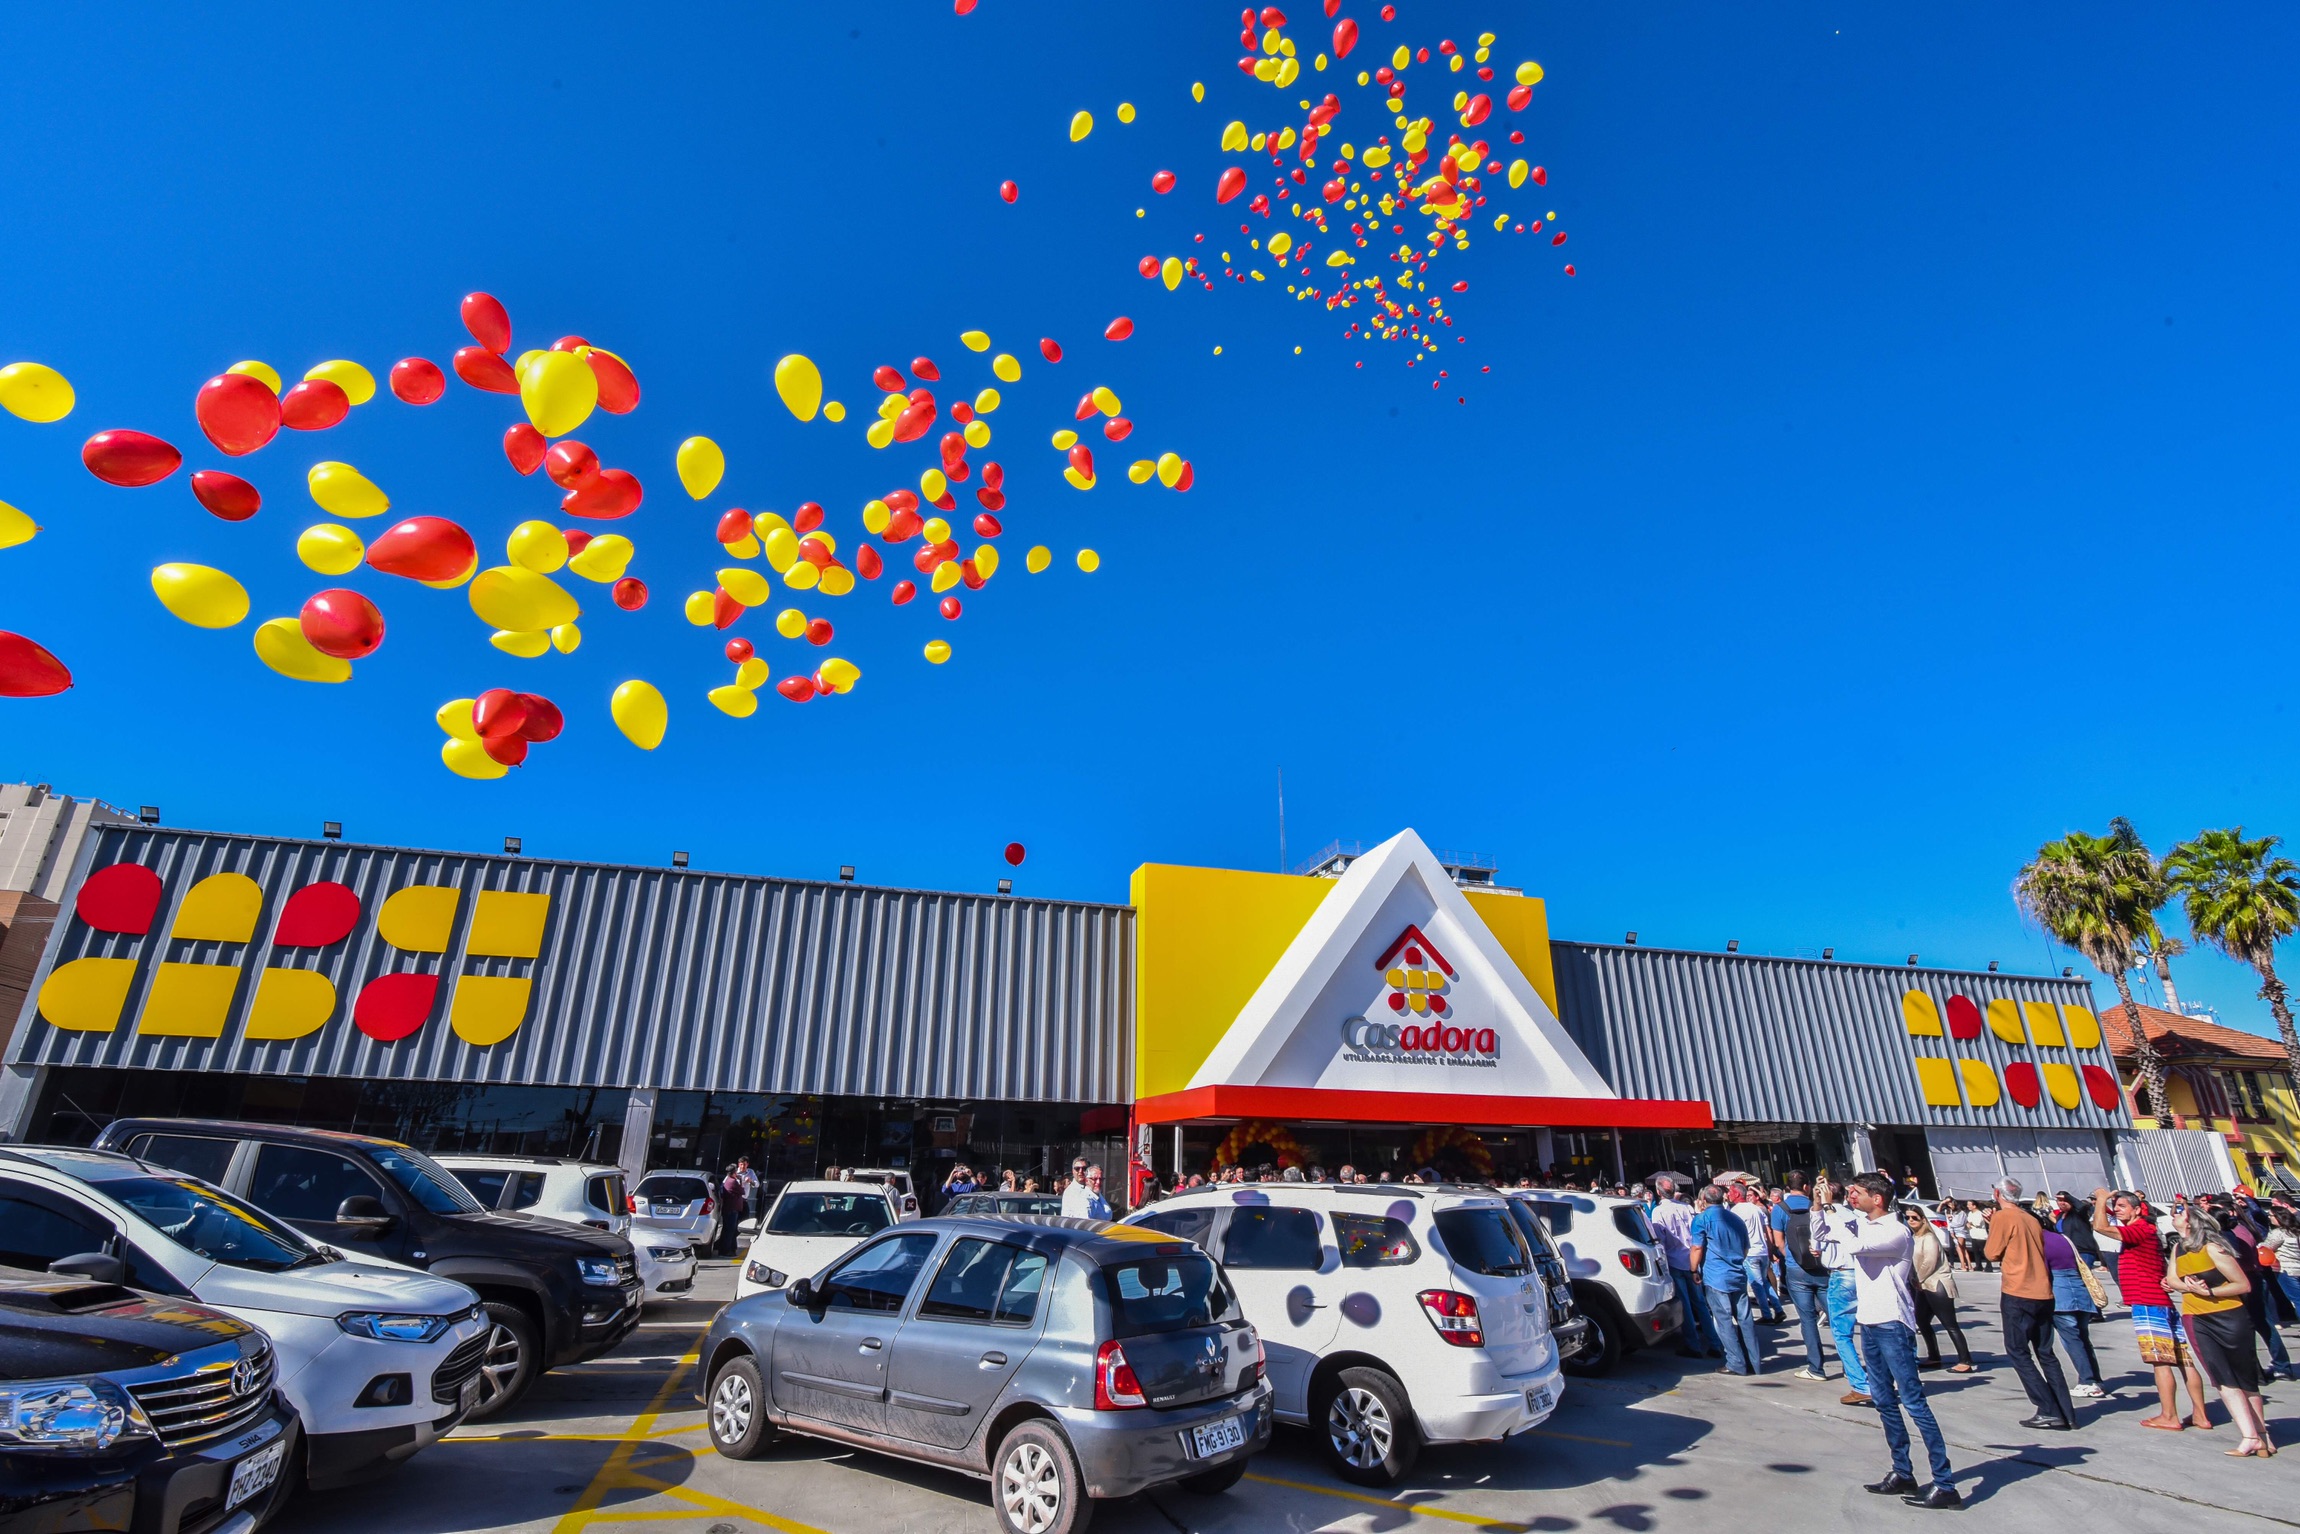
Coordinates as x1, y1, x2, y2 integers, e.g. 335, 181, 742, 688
699, 1215, 1271, 1534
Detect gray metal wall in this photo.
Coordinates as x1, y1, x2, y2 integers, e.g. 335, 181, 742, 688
7, 827, 1131, 1104
1549, 941, 2130, 1130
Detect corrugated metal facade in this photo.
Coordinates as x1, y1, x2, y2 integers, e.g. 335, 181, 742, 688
6, 827, 1131, 1105
1550, 942, 2131, 1131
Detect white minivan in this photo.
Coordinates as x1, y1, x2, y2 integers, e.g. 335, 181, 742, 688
0, 1145, 489, 1490
1126, 1183, 1563, 1485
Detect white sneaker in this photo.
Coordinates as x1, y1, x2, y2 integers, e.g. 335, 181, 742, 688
1794, 1367, 1828, 1381
2072, 1383, 2106, 1398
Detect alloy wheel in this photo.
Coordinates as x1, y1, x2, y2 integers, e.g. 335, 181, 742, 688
1000, 1441, 1062, 1534
1327, 1385, 1394, 1469
475, 1322, 524, 1409
711, 1372, 753, 1444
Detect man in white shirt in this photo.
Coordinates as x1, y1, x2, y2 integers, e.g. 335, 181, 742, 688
1650, 1176, 1723, 1359
1063, 1163, 1111, 1221
1809, 1175, 1873, 1405
1843, 1172, 1958, 1511
1729, 1182, 1786, 1324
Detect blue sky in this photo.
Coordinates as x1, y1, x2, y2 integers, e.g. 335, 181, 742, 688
4, 5, 2298, 1034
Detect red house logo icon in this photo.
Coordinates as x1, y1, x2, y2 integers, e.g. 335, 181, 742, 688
1377, 925, 1455, 1018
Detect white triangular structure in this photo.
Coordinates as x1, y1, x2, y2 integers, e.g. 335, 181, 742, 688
1187, 829, 1618, 1099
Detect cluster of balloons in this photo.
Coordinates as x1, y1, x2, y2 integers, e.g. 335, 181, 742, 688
437, 688, 565, 779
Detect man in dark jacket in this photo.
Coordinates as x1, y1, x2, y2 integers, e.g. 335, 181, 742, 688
2052, 1193, 2105, 1272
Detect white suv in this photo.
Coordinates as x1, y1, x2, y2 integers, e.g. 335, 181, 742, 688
0, 1146, 489, 1489
1125, 1183, 1563, 1485
437, 1155, 696, 1303
733, 1179, 902, 1300
1507, 1190, 1679, 1376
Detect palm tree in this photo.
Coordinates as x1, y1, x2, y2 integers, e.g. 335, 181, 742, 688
2142, 934, 2189, 1013
2165, 828, 2300, 1095
2014, 818, 2172, 1120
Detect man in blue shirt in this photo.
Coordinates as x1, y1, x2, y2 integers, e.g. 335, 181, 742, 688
1691, 1183, 1764, 1374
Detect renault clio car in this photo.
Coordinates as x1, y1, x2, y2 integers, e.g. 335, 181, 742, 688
0, 1147, 485, 1491
700, 1215, 1269, 1534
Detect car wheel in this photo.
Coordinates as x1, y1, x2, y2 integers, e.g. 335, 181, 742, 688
1315, 1366, 1419, 1486
1560, 1311, 1621, 1378
462, 1302, 538, 1422
992, 1419, 1093, 1534
1177, 1459, 1248, 1495
708, 1356, 774, 1458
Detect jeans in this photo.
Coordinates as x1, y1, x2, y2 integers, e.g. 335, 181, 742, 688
1672, 1266, 1721, 1355
1916, 1288, 1971, 1367
2249, 1280, 2291, 1369
1862, 1320, 1953, 1492
1826, 1269, 1870, 1393
1745, 1252, 1783, 1319
2277, 1272, 2300, 1329
1782, 1262, 1832, 1374
2000, 1295, 2077, 1424
2052, 1310, 2100, 1386
1705, 1284, 1762, 1374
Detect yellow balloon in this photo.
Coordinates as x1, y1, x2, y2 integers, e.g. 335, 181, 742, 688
960, 330, 991, 352
507, 520, 569, 573
1156, 451, 1184, 488
551, 622, 582, 654
992, 353, 1022, 384
307, 461, 389, 520
973, 387, 1001, 414
735, 657, 770, 690
1162, 257, 1184, 291
1269, 232, 1294, 258
930, 561, 962, 594
962, 419, 991, 449
782, 562, 820, 591
761, 527, 800, 573
753, 510, 793, 539
1051, 429, 1078, 451
861, 499, 891, 535
1026, 545, 1052, 573
921, 516, 952, 546
725, 532, 761, 559
254, 617, 351, 683
1117, 101, 1136, 124
1516, 60, 1543, 86
436, 698, 481, 740
226, 360, 283, 394
719, 567, 773, 607
1077, 549, 1101, 572
708, 684, 758, 719
1221, 121, 1248, 151
1091, 386, 1121, 416
1063, 466, 1096, 491
518, 349, 597, 437
677, 436, 726, 500
490, 629, 551, 658
1508, 159, 1528, 189
818, 565, 855, 597
924, 639, 952, 664
297, 523, 365, 575
804, 530, 836, 556
0, 500, 38, 549
773, 354, 822, 422
865, 418, 898, 450
683, 590, 716, 626
611, 680, 668, 750
441, 737, 508, 780
468, 566, 579, 632
1128, 459, 1155, 484
304, 359, 375, 405
774, 608, 807, 639
974, 545, 1000, 579
0, 363, 75, 423
819, 657, 860, 691
420, 554, 477, 590
920, 467, 948, 502
567, 534, 634, 583
150, 563, 249, 629
1070, 109, 1094, 141
1392, 44, 1410, 69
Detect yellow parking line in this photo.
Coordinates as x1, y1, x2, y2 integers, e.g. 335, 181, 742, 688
1528, 1428, 1632, 1448
448, 1422, 707, 1444
549, 1336, 705, 1534
617, 1467, 835, 1534
1244, 1472, 1531, 1532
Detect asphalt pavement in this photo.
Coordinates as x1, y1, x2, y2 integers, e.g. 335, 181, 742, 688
272, 1260, 2300, 1533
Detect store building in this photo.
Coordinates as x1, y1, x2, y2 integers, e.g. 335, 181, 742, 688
0, 808, 2134, 1202
2104, 1000, 2300, 1194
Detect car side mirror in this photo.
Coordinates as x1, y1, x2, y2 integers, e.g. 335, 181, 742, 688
336, 1195, 396, 1232
50, 1251, 127, 1285
785, 1276, 815, 1309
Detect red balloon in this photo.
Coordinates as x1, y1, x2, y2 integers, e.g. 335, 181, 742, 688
365, 516, 477, 582
1137, 255, 1160, 278
797, 536, 834, 569
1217, 166, 1247, 204
461, 292, 512, 355
873, 364, 906, 393
587, 349, 640, 414
279, 379, 349, 431
712, 588, 741, 629
562, 468, 642, 519
389, 357, 446, 404
776, 675, 817, 702
0, 631, 72, 697
715, 508, 753, 544
998, 179, 1018, 203
1462, 93, 1491, 126
1039, 338, 1063, 363
194, 373, 281, 456
190, 470, 261, 521
1101, 418, 1132, 442
1333, 16, 1357, 56
544, 440, 601, 490
1506, 83, 1532, 112
299, 588, 385, 660
981, 462, 1004, 491
1531, 164, 1547, 185
805, 618, 834, 647
550, 335, 590, 353
81, 429, 181, 488
973, 512, 1003, 537
855, 545, 883, 580
563, 528, 594, 555
453, 346, 519, 394
891, 580, 917, 606
725, 637, 754, 663
503, 423, 547, 476
481, 732, 529, 767
793, 501, 824, 534
1174, 460, 1195, 492
611, 577, 648, 611
890, 399, 936, 443
1151, 170, 1176, 194
911, 357, 941, 382
473, 688, 528, 739
1067, 444, 1095, 479
960, 559, 985, 590
1072, 393, 1097, 422
975, 487, 1006, 512
940, 595, 963, 620
1104, 316, 1134, 341
1004, 842, 1026, 867
516, 694, 564, 742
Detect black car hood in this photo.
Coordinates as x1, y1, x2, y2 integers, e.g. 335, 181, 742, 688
0, 1270, 255, 1381
440, 1210, 627, 1255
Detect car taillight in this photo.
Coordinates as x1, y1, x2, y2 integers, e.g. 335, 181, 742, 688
1617, 1249, 1650, 1277
627, 1194, 639, 1213
702, 1194, 714, 1215
1417, 1289, 1484, 1348
1253, 1331, 1267, 1383
1094, 1339, 1147, 1410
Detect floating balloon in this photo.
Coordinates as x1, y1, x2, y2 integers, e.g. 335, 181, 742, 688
1217, 166, 1247, 203
507, 520, 568, 573
454, 346, 519, 393
960, 330, 990, 352
923, 639, 951, 665
297, 523, 365, 575
1069, 109, 1094, 141
468, 566, 579, 632
999, 179, 1018, 203
501, 422, 546, 477
544, 440, 600, 490
226, 360, 282, 392
254, 617, 351, 683
300, 589, 385, 659
1026, 545, 1052, 573
150, 563, 250, 629
718, 567, 772, 607
1040, 338, 1063, 363
279, 379, 350, 431
562, 468, 642, 519
390, 357, 446, 404
0, 363, 75, 423
367, 516, 477, 582
588, 349, 641, 413
0, 501, 35, 548
1077, 549, 1101, 572
491, 630, 550, 658
82, 430, 181, 487
1333, 16, 1357, 56
677, 437, 725, 500
307, 461, 389, 519
775, 676, 816, 702
774, 354, 822, 422
0, 632, 71, 696
442, 737, 509, 780
567, 534, 634, 582
304, 360, 376, 405
1005, 842, 1026, 867
708, 684, 758, 718
551, 622, 581, 654
518, 350, 597, 437
612, 577, 649, 611
194, 373, 281, 456
1105, 316, 1134, 341
611, 680, 667, 749
462, 292, 512, 354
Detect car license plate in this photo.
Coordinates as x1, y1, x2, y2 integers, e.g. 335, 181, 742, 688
226, 1440, 286, 1509
459, 1373, 482, 1416
1524, 1384, 1555, 1417
1189, 1413, 1246, 1459
655, 1202, 683, 1215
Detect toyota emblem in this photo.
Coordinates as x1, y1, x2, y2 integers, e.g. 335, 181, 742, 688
230, 1356, 259, 1398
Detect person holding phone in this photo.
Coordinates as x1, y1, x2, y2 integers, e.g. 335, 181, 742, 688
1843, 1172, 1960, 1509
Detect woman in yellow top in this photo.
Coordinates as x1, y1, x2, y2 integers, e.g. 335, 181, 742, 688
2164, 1204, 2272, 1456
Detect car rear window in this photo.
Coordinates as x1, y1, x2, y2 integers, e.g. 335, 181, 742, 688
642, 1177, 710, 1204
127, 1133, 236, 1186
1102, 1251, 1236, 1337
1334, 1212, 1421, 1267
768, 1192, 892, 1237
1435, 1207, 1533, 1277
1220, 1207, 1323, 1270
585, 1174, 625, 1215
1131, 1206, 1215, 1248
1528, 1200, 1571, 1234
1613, 1205, 1656, 1245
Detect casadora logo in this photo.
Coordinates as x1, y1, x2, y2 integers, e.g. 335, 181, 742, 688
1340, 1016, 1499, 1056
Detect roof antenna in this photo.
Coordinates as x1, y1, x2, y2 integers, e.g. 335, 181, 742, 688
1277, 767, 1288, 875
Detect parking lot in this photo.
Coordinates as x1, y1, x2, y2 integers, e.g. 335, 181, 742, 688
274, 1262, 2295, 1534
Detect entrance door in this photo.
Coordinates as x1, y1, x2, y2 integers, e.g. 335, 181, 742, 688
1213, 1199, 1339, 1418
774, 1232, 939, 1433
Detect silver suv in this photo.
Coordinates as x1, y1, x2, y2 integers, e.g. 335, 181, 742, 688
699, 1215, 1271, 1534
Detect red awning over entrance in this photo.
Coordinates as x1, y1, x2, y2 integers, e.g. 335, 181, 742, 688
1134, 1085, 1713, 1130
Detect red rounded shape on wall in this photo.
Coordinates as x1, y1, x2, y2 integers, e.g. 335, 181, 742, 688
77, 864, 163, 935
274, 882, 361, 947
2004, 1061, 2043, 1110
354, 973, 438, 1041
1945, 994, 1983, 1041
2081, 1064, 2123, 1111
1386, 993, 1407, 1013
1428, 995, 1448, 1014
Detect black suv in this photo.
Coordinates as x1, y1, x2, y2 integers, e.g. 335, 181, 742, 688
0, 1265, 301, 1533
91, 1120, 642, 1418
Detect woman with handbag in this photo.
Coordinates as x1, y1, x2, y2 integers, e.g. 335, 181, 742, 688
1903, 1205, 1975, 1371
2044, 1226, 2108, 1397
1944, 1200, 1973, 1272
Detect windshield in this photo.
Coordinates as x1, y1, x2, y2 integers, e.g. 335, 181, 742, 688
641, 1177, 710, 1204
1436, 1207, 1534, 1277
768, 1193, 892, 1237
107, 1177, 325, 1273
372, 1147, 486, 1216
